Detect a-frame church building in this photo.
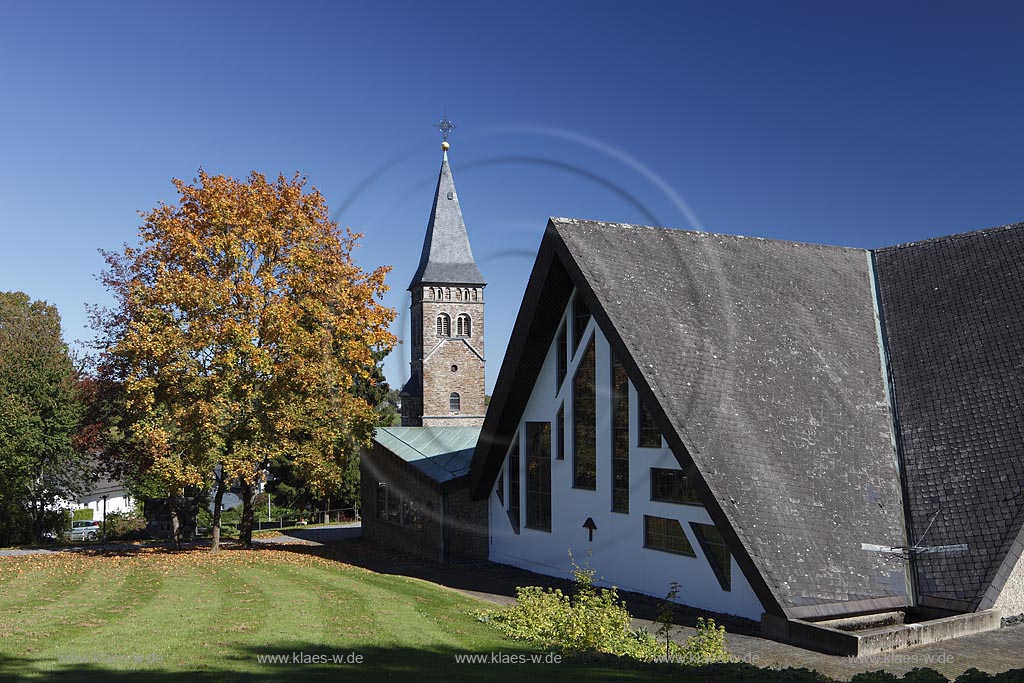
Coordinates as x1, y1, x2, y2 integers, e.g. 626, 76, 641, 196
469, 216, 1024, 653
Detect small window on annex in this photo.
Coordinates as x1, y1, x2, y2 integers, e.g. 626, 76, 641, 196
449, 392, 461, 413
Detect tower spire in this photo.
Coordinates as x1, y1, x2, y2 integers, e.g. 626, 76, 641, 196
408, 123, 486, 291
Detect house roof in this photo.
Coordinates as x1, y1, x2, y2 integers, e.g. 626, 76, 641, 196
408, 150, 486, 289
471, 217, 915, 619
374, 426, 482, 485
874, 221, 1024, 612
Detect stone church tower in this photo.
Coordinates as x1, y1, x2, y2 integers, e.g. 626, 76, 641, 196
400, 141, 486, 427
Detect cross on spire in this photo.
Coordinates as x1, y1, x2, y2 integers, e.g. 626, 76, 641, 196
435, 112, 456, 145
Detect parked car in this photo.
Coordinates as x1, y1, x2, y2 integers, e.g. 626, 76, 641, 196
68, 520, 102, 541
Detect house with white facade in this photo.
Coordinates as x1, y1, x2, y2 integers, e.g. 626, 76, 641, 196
469, 217, 1024, 653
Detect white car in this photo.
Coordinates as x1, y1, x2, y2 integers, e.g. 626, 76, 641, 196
68, 520, 101, 541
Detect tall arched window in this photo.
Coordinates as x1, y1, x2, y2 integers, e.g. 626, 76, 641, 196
449, 392, 461, 412
427, 288, 434, 300
436, 314, 451, 337
445, 288, 451, 300
456, 314, 472, 337
455, 289, 462, 301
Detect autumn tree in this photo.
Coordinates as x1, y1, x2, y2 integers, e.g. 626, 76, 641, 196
92, 170, 395, 551
0, 292, 88, 544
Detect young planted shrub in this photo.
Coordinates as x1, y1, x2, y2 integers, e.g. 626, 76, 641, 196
484, 555, 732, 666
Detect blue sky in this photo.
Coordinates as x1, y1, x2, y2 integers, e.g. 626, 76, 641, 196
1, 1, 1021, 392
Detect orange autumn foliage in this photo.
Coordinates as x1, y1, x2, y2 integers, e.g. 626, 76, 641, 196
94, 170, 396, 502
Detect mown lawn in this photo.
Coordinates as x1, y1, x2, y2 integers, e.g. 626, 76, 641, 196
0, 547, 686, 682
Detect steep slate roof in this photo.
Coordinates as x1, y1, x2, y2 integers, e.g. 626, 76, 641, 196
874, 222, 1024, 612
374, 426, 481, 485
471, 217, 912, 619
408, 151, 486, 289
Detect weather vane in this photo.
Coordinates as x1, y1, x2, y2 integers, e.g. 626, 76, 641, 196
435, 111, 456, 148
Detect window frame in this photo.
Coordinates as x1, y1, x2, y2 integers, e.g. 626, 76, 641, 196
611, 354, 629, 513
650, 468, 702, 506
524, 422, 552, 532
691, 522, 732, 591
507, 439, 520, 534
643, 515, 696, 557
572, 334, 597, 490
637, 399, 662, 448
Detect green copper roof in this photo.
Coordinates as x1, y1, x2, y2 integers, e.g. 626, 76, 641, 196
373, 426, 482, 484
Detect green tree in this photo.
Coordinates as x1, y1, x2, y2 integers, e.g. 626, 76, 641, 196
92, 170, 396, 551
0, 292, 87, 544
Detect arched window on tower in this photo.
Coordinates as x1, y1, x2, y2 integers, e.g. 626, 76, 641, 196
445, 288, 451, 300
427, 288, 434, 300
436, 314, 451, 337
455, 289, 462, 301
450, 392, 461, 413
456, 314, 472, 337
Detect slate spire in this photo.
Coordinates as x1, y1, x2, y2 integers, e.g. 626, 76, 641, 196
408, 144, 486, 290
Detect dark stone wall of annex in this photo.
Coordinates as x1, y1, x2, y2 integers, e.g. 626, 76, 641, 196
360, 444, 444, 562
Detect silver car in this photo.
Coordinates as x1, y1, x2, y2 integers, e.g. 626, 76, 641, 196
68, 520, 101, 541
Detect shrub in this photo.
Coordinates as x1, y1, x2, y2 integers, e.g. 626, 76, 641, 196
103, 509, 148, 541
72, 508, 94, 521
675, 617, 731, 665
484, 555, 731, 666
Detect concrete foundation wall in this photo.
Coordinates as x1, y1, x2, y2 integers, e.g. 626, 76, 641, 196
762, 610, 1003, 657
994, 551, 1024, 618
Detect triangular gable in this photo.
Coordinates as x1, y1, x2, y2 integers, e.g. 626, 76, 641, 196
471, 218, 912, 618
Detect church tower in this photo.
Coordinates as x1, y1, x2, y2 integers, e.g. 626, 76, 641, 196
400, 132, 486, 427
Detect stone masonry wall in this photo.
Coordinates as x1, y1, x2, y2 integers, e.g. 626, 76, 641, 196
443, 484, 489, 560
360, 443, 444, 562
413, 286, 486, 426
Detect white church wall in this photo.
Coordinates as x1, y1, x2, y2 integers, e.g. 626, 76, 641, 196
488, 292, 764, 621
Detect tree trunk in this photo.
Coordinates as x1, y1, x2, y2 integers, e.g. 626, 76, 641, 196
238, 480, 255, 547
169, 493, 181, 550
210, 469, 226, 554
